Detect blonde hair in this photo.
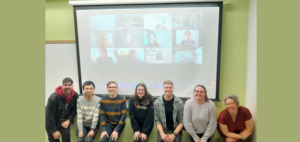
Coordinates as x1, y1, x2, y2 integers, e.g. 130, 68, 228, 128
163, 80, 173, 86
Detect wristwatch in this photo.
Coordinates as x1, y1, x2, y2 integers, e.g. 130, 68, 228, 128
241, 135, 245, 140
173, 132, 178, 137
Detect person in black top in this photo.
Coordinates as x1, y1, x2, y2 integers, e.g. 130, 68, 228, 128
129, 83, 154, 142
45, 77, 79, 142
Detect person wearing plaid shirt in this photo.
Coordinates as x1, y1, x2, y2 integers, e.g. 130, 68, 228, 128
154, 80, 184, 142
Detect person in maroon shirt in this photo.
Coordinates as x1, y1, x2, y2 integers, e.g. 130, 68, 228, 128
217, 95, 253, 142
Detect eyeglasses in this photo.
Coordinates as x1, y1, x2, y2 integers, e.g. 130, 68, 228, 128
108, 87, 117, 89
194, 91, 205, 93
137, 89, 145, 92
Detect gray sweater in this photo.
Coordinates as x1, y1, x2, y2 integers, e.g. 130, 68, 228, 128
77, 95, 101, 132
183, 98, 217, 142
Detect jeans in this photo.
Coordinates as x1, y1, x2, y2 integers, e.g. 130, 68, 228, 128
46, 125, 71, 142
100, 123, 125, 142
157, 131, 182, 142
189, 133, 211, 142
77, 123, 100, 142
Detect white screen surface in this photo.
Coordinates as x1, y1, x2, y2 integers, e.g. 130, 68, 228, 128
75, 3, 222, 99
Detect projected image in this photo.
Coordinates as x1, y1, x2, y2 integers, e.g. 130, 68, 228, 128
193, 47, 203, 64
144, 13, 172, 30
144, 31, 172, 47
91, 48, 116, 64
115, 48, 144, 64
89, 15, 116, 31
172, 13, 203, 30
145, 48, 172, 64
173, 47, 203, 64
76, 4, 221, 98
116, 14, 143, 30
175, 30, 199, 47
90, 32, 115, 48
115, 31, 144, 48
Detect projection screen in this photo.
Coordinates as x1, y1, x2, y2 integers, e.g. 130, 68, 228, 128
74, 2, 222, 99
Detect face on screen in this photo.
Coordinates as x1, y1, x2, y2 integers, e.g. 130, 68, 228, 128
107, 83, 118, 95
149, 34, 156, 44
163, 84, 173, 96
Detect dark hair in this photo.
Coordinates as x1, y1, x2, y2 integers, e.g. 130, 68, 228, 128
133, 83, 152, 106
194, 85, 209, 102
62, 77, 73, 84
147, 31, 156, 39
185, 31, 191, 35
83, 80, 95, 89
107, 81, 118, 88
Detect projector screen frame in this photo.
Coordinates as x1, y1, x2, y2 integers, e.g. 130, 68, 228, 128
73, 2, 223, 101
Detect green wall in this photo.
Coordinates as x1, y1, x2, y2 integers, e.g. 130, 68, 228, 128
45, 0, 250, 141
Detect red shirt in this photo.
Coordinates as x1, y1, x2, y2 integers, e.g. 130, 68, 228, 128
217, 106, 252, 141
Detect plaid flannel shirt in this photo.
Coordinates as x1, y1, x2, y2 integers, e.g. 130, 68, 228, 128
154, 95, 184, 133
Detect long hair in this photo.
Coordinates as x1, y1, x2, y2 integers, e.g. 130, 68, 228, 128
194, 84, 209, 102
133, 83, 152, 106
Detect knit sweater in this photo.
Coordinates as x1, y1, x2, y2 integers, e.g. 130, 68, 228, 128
100, 94, 126, 132
77, 95, 101, 132
183, 98, 217, 142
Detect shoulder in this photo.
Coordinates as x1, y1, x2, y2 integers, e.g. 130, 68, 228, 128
129, 97, 135, 104
117, 94, 126, 101
184, 98, 193, 106
239, 106, 252, 116
174, 95, 183, 104
77, 96, 84, 102
73, 91, 79, 97
93, 95, 101, 101
48, 92, 60, 101
219, 109, 228, 118
239, 106, 250, 111
154, 96, 163, 104
207, 100, 216, 107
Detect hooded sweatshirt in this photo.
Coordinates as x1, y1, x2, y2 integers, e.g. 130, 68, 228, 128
55, 86, 75, 104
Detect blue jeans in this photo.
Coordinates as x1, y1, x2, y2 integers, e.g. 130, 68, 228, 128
77, 124, 100, 142
100, 123, 125, 142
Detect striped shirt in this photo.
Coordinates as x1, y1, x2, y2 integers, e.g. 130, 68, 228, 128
100, 94, 126, 132
76, 95, 101, 132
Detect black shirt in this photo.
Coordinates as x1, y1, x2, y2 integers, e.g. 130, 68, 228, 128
163, 95, 174, 131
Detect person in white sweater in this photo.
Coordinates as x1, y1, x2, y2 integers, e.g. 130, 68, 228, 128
77, 81, 101, 142
183, 85, 217, 142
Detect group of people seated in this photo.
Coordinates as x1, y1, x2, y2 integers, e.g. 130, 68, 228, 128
45, 77, 253, 142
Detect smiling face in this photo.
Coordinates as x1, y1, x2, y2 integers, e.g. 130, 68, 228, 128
194, 86, 206, 101
136, 85, 145, 99
163, 83, 174, 97
83, 84, 94, 97
62, 82, 73, 96
107, 83, 118, 96
225, 98, 238, 114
